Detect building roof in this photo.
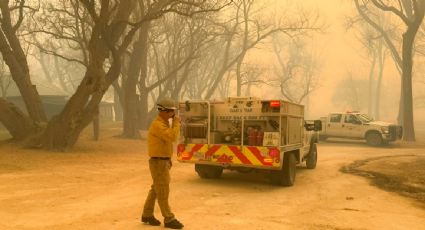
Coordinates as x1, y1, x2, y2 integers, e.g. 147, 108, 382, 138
1, 78, 68, 97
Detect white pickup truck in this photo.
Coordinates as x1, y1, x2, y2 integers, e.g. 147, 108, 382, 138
319, 112, 402, 146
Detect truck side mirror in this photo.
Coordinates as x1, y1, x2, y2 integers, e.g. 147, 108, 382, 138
185, 101, 191, 111
314, 120, 322, 131
304, 122, 315, 131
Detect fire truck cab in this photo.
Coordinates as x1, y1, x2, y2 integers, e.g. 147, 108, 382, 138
176, 97, 321, 186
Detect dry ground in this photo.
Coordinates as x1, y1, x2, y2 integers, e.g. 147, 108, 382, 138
1, 123, 425, 230
341, 154, 425, 205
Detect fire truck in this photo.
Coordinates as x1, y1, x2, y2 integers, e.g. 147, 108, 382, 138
176, 97, 321, 186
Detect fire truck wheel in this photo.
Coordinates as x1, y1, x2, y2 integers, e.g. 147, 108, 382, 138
282, 153, 296, 186
195, 164, 223, 179
270, 153, 296, 186
366, 131, 383, 146
306, 143, 317, 169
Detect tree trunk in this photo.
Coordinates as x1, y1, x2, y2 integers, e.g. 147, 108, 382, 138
113, 86, 123, 121
38, 75, 103, 150
139, 90, 149, 130
137, 26, 150, 131
398, 79, 404, 125
0, 99, 38, 140
33, 0, 137, 150
93, 110, 99, 141
0, 27, 47, 123
36, 55, 122, 150
38, 51, 54, 84
236, 53, 245, 97
375, 45, 384, 120
204, 35, 234, 99
122, 22, 150, 138
401, 30, 416, 141
236, 1, 250, 97
368, 52, 377, 117
35, 26, 111, 150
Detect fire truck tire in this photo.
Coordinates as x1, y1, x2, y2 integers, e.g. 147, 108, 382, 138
366, 131, 383, 146
306, 143, 317, 169
270, 153, 296, 186
195, 164, 223, 179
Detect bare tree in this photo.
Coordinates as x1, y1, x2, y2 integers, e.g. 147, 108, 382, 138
332, 72, 367, 111
354, 0, 425, 141
271, 36, 321, 104
0, 0, 47, 125
346, 10, 390, 120
128, 11, 220, 131
0, 0, 230, 150
241, 64, 264, 96
42, 0, 229, 149
119, 1, 150, 138
205, 0, 323, 99
23, 0, 91, 94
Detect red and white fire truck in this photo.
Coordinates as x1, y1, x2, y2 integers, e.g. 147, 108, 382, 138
176, 97, 321, 186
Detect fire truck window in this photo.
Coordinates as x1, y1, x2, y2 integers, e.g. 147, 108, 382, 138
330, 114, 342, 123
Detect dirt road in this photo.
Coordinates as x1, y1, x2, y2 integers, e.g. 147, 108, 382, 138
1, 134, 425, 230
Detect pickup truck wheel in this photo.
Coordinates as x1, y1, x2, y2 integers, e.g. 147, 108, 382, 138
366, 132, 383, 146
195, 164, 223, 179
270, 153, 296, 186
306, 143, 317, 169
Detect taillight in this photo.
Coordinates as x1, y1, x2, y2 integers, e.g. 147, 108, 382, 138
270, 101, 280, 107
268, 148, 279, 158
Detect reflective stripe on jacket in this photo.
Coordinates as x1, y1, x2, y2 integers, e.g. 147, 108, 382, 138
148, 116, 180, 158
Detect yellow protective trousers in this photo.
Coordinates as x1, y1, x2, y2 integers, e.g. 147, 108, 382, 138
142, 158, 175, 223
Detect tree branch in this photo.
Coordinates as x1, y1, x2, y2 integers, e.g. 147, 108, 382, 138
370, 0, 410, 24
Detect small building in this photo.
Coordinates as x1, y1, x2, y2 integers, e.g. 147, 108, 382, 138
99, 101, 114, 121
3, 80, 68, 120
1, 80, 114, 121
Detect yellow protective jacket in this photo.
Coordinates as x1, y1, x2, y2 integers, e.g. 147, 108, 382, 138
147, 116, 180, 158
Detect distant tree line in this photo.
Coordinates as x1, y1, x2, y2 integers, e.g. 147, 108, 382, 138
345, 0, 424, 141
0, 0, 322, 151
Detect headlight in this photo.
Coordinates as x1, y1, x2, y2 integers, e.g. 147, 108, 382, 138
381, 126, 389, 134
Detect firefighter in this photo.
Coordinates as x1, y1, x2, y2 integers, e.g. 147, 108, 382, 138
141, 97, 184, 229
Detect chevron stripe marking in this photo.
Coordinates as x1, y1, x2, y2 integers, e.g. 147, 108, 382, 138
182, 144, 204, 160
248, 146, 272, 166
228, 145, 251, 164
205, 145, 221, 157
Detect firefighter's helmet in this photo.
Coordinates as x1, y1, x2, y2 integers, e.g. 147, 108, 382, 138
157, 97, 177, 111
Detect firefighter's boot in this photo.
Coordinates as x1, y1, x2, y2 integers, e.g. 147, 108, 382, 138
141, 216, 161, 226
164, 219, 184, 229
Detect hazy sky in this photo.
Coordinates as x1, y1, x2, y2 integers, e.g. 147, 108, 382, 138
248, 0, 365, 117
270, 0, 406, 121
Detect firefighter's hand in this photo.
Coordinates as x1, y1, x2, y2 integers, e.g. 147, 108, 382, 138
173, 116, 181, 124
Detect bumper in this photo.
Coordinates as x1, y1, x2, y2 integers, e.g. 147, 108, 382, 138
382, 125, 403, 141
177, 143, 282, 170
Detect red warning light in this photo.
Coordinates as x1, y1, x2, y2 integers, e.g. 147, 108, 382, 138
270, 101, 280, 107
268, 148, 279, 158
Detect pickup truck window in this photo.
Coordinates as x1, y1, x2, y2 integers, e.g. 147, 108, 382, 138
344, 115, 356, 123
330, 114, 342, 123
